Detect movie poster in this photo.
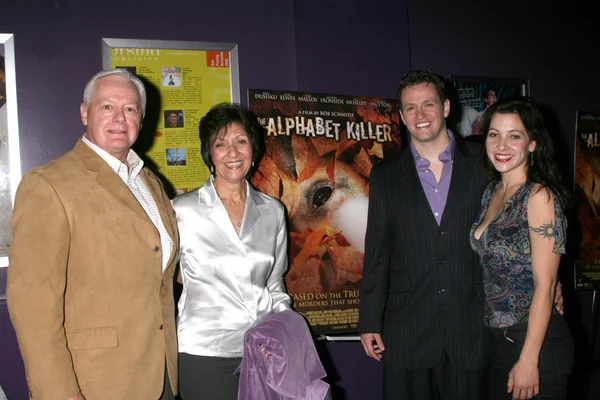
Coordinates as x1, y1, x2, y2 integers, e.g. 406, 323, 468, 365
248, 89, 402, 334
451, 76, 529, 138
107, 45, 234, 193
575, 111, 600, 289
0, 51, 10, 260
1, 33, 21, 295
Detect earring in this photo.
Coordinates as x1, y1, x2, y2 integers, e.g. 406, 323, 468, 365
252, 161, 255, 167
530, 153, 534, 166
210, 165, 214, 174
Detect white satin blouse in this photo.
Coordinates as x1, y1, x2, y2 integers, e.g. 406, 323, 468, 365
173, 177, 292, 358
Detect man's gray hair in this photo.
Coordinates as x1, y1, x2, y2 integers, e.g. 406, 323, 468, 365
83, 69, 147, 114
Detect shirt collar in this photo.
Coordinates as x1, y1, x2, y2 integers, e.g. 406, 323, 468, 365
409, 129, 456, 164
82, 134, 144, 179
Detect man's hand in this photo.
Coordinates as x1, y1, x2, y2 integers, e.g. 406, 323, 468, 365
360, 333, 385, 361
67, 393, 85, 400
554, 281, 564, 315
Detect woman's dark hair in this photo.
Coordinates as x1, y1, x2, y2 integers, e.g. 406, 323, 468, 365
479, 96, 570, 208
199, 103, 264, 179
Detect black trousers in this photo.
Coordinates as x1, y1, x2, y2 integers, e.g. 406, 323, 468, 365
488, 315, 574, 400
383, 349, 487, 400
179, 352, 242, 400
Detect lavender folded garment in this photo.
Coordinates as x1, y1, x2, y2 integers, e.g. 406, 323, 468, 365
238, 310, 330, 400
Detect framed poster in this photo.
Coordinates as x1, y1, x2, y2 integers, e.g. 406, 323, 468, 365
102, 38, 239, 194
249, 89, 402, 334
0, 33, 22, 270
574, 111, 600, 289
450, 75, 529, 138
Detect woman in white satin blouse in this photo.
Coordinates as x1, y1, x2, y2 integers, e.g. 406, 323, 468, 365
173, 103, 292, 400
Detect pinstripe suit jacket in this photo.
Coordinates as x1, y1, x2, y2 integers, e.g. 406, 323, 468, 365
359, 138, 489, 370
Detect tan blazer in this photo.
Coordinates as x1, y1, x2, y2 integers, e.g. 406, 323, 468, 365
7, 139, 180, 400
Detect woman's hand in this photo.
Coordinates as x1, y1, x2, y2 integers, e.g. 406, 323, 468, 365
507, 358, 539, 399
260, 344, 273, 363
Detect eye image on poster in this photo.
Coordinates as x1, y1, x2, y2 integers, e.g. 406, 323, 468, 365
451, 76, 528, 138
575, 111, 600, 289
249, 89, 402, 334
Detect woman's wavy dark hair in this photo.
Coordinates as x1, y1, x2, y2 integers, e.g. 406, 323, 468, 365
479, 96, 570, 208
199, 102, 264, 179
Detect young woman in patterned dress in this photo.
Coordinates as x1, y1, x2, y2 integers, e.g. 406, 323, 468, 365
471, 97, 573, 400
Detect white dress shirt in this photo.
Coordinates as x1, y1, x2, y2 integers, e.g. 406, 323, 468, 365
82, 135, 173, 270
174, 177, 292, 358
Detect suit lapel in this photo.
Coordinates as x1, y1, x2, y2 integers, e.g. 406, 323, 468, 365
73, 140, 149, 222
397, 151, 438, 227
141, 169, 176, 241
141, 169, 180, 272
74, 139, 180, 275
440, 140, 475, 226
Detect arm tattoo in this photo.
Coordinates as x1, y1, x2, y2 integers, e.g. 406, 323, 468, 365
530, 222, 558, 240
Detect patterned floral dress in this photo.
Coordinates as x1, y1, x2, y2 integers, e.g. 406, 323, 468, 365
470, 181, 567, 328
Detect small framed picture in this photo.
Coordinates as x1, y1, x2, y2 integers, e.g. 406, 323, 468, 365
450, 75, 529, 138
164, 110, 184, 128
0, 33, 22, 270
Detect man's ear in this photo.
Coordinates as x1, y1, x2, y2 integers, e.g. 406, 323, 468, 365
80, 103, 89, 126
399, 110, 407, 126
443, 99, 450, 118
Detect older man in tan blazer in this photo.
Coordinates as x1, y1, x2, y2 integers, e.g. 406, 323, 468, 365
7, 69, 179, 400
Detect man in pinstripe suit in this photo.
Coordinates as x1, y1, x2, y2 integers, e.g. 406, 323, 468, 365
358, 71, 565, 399
358, 70, 490, 399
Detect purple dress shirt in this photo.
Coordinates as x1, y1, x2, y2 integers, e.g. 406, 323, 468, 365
409, 130, 456, 225
238, 310, 330, 400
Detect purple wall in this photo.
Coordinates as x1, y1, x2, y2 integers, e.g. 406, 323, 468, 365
0, 300, 27, 399
2, 0, 300, 174
406, 1, 600, 398
406, 0, 600, 168
0, 0, 409, 398
2, 0, 599, 398
293, 0, 410, 98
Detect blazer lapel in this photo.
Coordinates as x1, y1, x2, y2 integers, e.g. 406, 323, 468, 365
73, 140, 149, 222
141, 169, 180, 271
397, 151, 438, 227
141, 169, 176, 241
440, 140, 475, 225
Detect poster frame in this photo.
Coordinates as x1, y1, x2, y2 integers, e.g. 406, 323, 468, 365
101, 38, 240, 103
573, 110, 600, 289
248, 88, 402, 335
0, 33, 22, 269
449, 75, 530, 137
449, 75, 530, 97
